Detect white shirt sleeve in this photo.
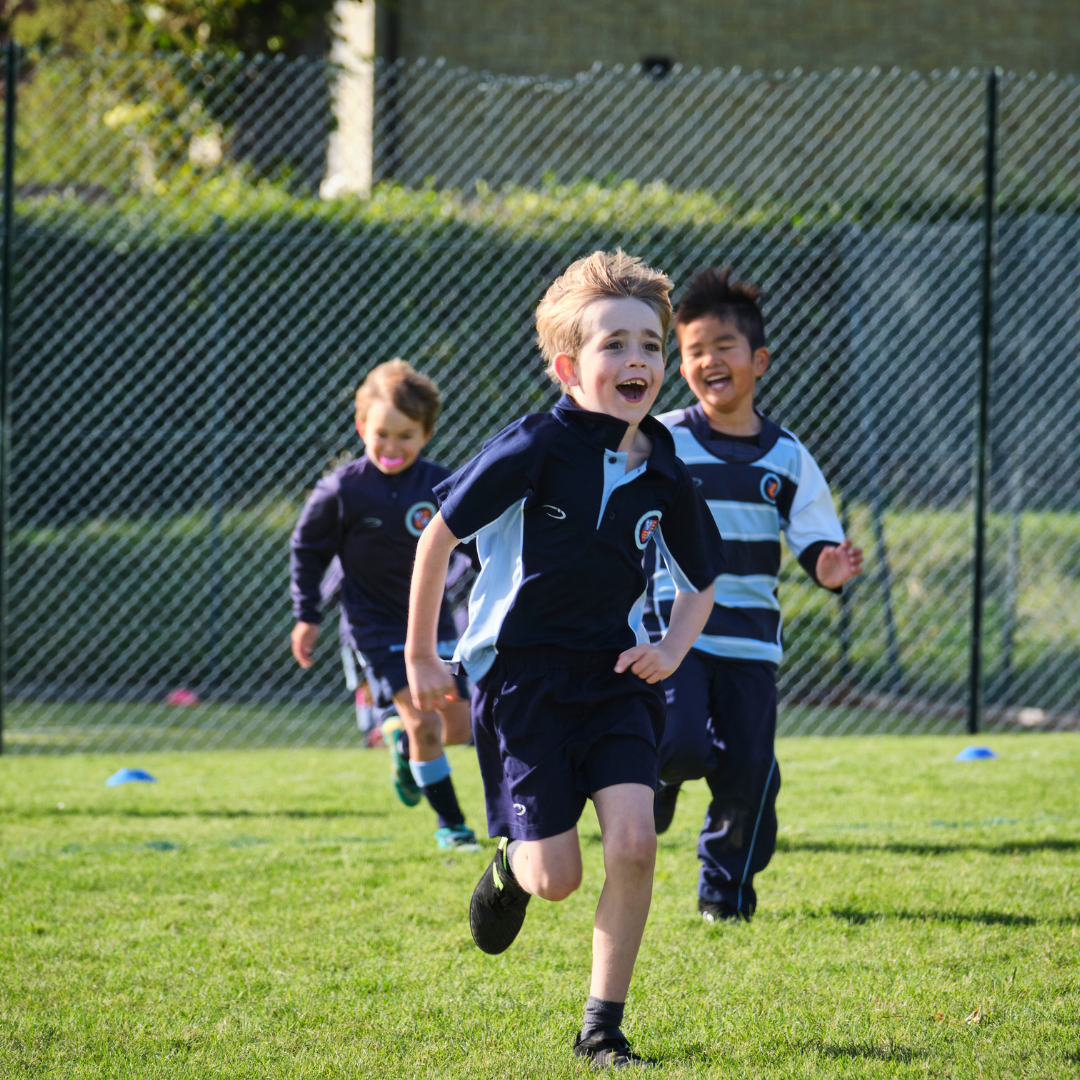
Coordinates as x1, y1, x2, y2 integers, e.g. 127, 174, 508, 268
783, 441, 845, 556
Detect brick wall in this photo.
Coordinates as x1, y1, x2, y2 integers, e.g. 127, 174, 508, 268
378, 0, 1080, 76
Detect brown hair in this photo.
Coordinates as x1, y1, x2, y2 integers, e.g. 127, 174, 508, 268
674, 267, 767, 352
355, 359, 441, 431
535, 249, 674, 385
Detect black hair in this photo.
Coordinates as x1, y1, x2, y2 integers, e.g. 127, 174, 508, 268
673, 267, 766, 352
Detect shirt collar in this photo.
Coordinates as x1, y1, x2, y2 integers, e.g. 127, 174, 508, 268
684, 402, 782, 461
552, 394, 678, 479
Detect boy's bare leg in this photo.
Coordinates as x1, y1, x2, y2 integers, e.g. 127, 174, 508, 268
438, 699, 472, 746
391, 690, 451, 761
390, 689, 475, 841
506, 827, 583, 901
590, 783, 657, 1002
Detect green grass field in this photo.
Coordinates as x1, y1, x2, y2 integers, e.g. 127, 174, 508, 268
2, 734, 1078, 1078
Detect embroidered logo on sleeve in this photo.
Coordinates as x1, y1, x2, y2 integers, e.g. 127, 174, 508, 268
634, 510, 663, 549
405, 501, 437, 536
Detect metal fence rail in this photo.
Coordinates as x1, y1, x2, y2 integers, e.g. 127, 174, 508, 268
0, 47, 1077, 753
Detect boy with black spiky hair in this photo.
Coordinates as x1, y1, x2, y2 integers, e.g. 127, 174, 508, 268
407, 250, 723, 1067
647, 267, 863, 921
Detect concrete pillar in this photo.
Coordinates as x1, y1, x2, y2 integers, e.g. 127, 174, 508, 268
322, 0, 375, 199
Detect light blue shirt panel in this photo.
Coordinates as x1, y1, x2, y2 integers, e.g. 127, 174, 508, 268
651, 567, 779, 613
626, 587, 650, 646
693, 633, 783, 664
654, 523, 696, 593
714, 573, 781, 611
668, 425, 721, 466
385, 640, 457, 656
707, 501, 780, 541
453, 497, 527, 682
597, 450, 647, 527
649, 584, 785, 663
646, 524, 704, 641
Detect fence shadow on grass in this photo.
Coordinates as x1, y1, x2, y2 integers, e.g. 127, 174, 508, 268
777, 836, 1080, 856
37, 806, 390, 821
825, 906, 1040, 927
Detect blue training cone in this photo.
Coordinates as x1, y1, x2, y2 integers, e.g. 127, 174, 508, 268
105, 768, 157, 786
955, 746, 998, 761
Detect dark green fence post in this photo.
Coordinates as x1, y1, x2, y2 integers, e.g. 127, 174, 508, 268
208, 215, 226, 696
838, 493, 852, 686
844, 237, 903, 695
0, 39, 18, 755
968, 68, 999, 736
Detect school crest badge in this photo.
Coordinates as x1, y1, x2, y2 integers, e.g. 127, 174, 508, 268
760, 472, 781, 504
634, 510, 663, 550
405, 501, 436, 536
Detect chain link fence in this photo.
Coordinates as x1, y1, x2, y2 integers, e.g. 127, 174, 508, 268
0, 48, 1077, 753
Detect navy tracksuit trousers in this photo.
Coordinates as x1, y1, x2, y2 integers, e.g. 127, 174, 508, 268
659, 649, 780, 917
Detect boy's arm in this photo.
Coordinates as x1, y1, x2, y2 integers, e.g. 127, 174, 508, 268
289, 478, 342, 667
406, 511, 462, 711
786, 445, 863, 591
615, 584, 715, 683
812, 538, 863, 589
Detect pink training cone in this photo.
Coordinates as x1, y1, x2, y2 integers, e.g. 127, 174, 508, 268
165, 688, 201, 706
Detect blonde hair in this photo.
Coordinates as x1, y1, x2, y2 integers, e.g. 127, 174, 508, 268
355, 359, 441, 432
535, 249, 674, 385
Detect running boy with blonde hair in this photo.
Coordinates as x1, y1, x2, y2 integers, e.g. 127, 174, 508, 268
406, 251, 723, 1066
290, 359, 481, 851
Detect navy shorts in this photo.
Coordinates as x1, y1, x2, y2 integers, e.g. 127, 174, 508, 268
471, 645, 666, 841
356, 645, 468, 711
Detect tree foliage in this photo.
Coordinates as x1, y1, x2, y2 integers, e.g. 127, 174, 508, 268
5, 0, 340, 57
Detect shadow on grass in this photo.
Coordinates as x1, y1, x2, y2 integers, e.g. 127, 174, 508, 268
778, 837, 1080, 856
816, 906, 1077, 927
807, 1040, 920, 1063
31, 807, 390, 820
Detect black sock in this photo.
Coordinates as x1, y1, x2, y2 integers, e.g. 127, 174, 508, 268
581, 996, 625, 1040
396, 729, 410, 759
421, 775, 465, 829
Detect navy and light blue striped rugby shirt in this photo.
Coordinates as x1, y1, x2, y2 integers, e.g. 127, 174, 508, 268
647, 404, 844, 665
434, 395, 723, 682
291, 456, 458, 651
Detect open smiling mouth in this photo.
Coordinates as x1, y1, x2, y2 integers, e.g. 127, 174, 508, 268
616, 378, 649, 403
704, 373, 731, 391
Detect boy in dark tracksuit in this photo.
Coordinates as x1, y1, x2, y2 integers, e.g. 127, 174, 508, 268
406, 251, 722, 1068
290, 359, 481, 852
647, 268, 863, 921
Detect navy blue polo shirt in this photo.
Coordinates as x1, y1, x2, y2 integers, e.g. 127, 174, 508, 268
434, 395, 723, 681
290, 456, 457, 651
